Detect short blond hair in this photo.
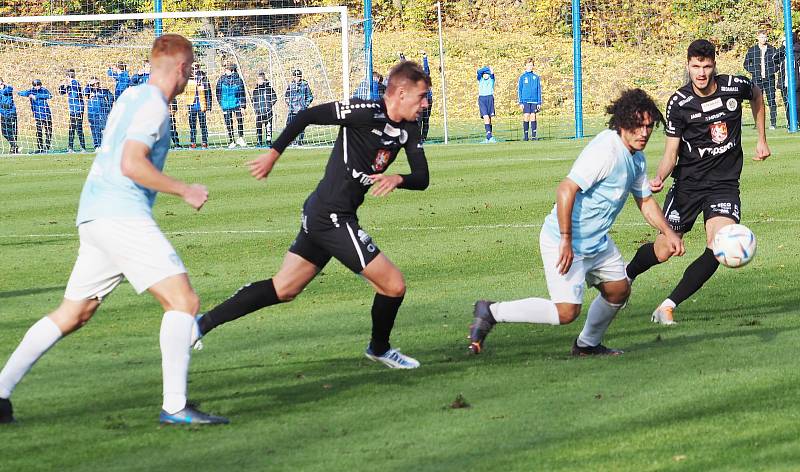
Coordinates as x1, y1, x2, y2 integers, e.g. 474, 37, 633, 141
151, 34, 193, 63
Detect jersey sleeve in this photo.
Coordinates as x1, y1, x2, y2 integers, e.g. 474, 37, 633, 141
272, 100, 377, 153
664, 93, 685, 138
125, 98, 168, 148
398, 124, 429, 191
631, 155, 651, 199
736, 75, 755, 101
566, 140, 616, 192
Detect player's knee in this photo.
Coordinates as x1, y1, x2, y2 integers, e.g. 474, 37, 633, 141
382, 280, 406, 298
557, 304, 581, 324
168, 291, 201, 315
604, 288, 630, 305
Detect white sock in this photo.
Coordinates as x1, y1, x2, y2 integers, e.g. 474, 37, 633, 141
661, 299, 676, 309
577, 295, 622, 348
0, 317, 63, 399
490, 297, 560, 325
160, 310, 194, 414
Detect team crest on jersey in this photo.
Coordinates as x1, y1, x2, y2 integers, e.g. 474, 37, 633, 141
709, 121, 728, 144
373, 149, 391, 172
726, 98, 738, 111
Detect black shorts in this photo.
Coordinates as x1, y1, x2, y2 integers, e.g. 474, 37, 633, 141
662, 185, 741, 233
289, 213, 381, 273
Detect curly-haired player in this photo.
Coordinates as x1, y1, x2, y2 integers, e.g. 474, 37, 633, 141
469, 88, 685, 356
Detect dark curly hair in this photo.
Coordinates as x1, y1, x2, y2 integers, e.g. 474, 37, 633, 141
687, 39, 715, 62
606, 88, 664, 132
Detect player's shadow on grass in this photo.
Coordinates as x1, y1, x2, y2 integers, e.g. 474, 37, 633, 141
0, 239, 67, 247
0, 286, 63, 300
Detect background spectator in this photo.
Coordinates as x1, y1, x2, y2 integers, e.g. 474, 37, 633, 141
773, 31, 800, 128
252, 71, 277, 147
186, 63, 211, 149
216, 62, 247, 148
58, 69, 86, 153
418, 52, 433, 142
285, 69, 313, 145
107, 61, 130, 99
131, 60, 151, 86
744, 30, 779, 129
477, 65, 496, 143
18, 79, 52, 153
518, 57, 542, 141
84, 77, 114, 149
0, 78, 18, 154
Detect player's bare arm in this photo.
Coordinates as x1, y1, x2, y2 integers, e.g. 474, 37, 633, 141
555, 178, 580, 275
749, 85, 771, 161
120, 140, 208, 210
248, 147, 280, 180
369, 174, 403, 197
650, 136, 679, 193
635, 195, 685, 256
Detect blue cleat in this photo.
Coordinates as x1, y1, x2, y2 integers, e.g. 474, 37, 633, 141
0, 398, 14, 424
159, 404, 229, 425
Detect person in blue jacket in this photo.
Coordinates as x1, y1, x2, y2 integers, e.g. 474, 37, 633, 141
477, 65, 496, 143
83, 77, 114, 149
353, 71, 385, 101
252, 71, 277, 147
107, 61, 130, 99
518, 58, 542, 141
18, 79, 52, 153
58, 69, 87, 153
418, 51, 434, 141
216, 62, 247, 148
284, 69, 314, 145
0, 78, 18, 154
130, 60, 151, 86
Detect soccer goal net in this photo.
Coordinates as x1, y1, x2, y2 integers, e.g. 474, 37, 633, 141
0, 8, 366, 154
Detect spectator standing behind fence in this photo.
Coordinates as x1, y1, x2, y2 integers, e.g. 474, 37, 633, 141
353, 71, 385, 101
252, 71, 277, 148
83, 77, 114, 149
131, 60, 151, 86
59, 69, 87, 153
477, 66, 496, 143
744, 30, 779, 129
107, 62, 131, 100
418, 52, 433, 142
217, 62, 247, 148
0, 78, 18, 154
773, 31, 800, 128
19, 79, 52, 153
518, 58, 542, 141
169, 98, 181, 148
285, 69, 313, 146
186, 64, 211, 149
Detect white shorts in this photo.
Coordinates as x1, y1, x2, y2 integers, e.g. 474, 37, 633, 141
64, 218, 187, 301
539, 228, 626, 304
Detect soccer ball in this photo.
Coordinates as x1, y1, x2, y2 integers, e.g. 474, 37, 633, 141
712, 224, 757, 268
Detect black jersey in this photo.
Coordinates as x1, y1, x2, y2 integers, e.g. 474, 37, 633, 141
664, 74, 754, 188
272, 98, 429, 229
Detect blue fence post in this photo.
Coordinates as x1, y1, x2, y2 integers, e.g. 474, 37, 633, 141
364, 0, 373, 99
572, 0, 583, 138
783, 0, 797, 132
154, 0, 163, 38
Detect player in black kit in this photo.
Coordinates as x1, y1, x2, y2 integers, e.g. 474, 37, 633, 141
625, 39, 771, 325
193, 61, 431, 368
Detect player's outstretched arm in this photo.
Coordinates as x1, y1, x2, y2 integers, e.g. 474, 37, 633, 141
750, 85, 771, 161
555, 178, 579, 275
120, 140, 208, 210
247, 148, 281, 180
635, 196, 685, 257
650, 137, 680, 193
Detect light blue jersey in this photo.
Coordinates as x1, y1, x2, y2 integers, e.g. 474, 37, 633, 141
543, 129, 651, 256
76, 84, 171, 225
478, 77, 495, 97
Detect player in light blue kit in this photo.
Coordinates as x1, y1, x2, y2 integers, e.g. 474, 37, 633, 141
477, 65, 496, 143
468, 89, 685, 356
0, 34, 227, 426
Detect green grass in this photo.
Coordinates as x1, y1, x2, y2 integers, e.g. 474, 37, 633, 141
1, 127, 799, 471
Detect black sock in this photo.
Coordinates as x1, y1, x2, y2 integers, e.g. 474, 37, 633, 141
199, 279, 281, 335
368, 293, 404, 356
626, 242, 660, 280
668, 248, 719, 306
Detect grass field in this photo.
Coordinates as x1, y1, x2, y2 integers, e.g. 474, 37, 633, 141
1, 128, 800, 471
